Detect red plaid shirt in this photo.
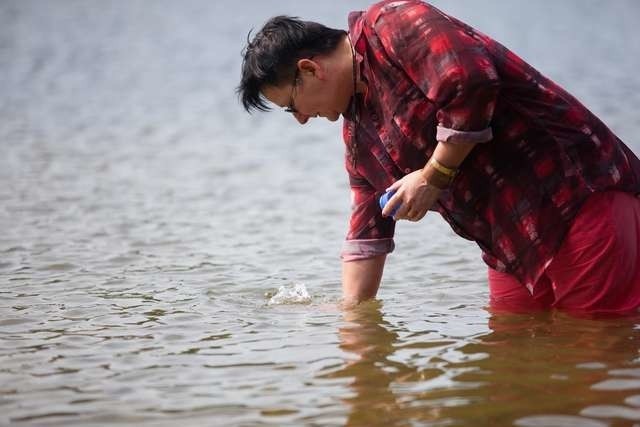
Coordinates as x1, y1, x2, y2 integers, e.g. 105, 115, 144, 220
341, 0, 640, 290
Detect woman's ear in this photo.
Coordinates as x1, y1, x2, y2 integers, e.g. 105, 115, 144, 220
297, 58, 323, 79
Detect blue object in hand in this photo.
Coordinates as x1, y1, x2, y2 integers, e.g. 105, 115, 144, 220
379, 190, 401, 217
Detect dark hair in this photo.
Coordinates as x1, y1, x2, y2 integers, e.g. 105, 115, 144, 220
237, 15, 346, 113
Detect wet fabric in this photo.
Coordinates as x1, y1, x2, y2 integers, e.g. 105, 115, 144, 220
489, 191, 640, 314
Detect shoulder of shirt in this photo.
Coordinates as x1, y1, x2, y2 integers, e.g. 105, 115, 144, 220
351, 0, 432, 61
362, 0, 426, 25
350, 0, 425, 35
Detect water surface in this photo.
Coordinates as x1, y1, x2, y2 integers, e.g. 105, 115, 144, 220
1, 1, 640, 425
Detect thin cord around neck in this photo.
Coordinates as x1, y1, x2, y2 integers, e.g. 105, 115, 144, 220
348, 35, 359, 168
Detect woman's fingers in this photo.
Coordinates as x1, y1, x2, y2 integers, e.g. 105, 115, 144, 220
385, 179, 403, 193
381, 191, 402, 217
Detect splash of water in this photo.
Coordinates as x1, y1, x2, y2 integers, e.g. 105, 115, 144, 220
267, 283, 311, 305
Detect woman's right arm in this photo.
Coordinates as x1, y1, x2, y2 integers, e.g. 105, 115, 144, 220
341, 255, 387, 306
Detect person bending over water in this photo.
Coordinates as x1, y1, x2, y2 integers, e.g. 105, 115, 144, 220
237, 0, 640, 314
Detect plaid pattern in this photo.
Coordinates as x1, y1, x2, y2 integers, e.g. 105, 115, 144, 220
341, 0, 640, 289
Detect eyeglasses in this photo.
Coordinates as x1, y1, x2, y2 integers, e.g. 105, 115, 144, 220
284, 68, 300, 114
284, 57, 314, 114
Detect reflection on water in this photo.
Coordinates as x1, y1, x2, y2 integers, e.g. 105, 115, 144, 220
324, 303, 640, 426
325, 301, 418, 426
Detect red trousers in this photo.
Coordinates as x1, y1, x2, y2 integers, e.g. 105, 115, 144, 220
489, 191, 640, 314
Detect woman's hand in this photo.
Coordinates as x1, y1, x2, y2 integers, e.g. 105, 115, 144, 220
381, 170, 442, 221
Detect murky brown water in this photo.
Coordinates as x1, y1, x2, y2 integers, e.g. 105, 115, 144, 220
330, 304, 640, 427
2, 1, 640, 426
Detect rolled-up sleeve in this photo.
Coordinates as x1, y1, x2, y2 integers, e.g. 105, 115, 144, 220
374, 0, 500, 144
433, 56, 499, 144
341, 167, 396, 262
341, 238, 395, 262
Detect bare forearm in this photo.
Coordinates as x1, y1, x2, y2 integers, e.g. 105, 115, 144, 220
430, 141, 478, 169
341, 255, 386, 305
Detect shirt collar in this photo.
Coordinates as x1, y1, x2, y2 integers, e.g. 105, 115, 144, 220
344, 10, 368, 120
347, 11, 366, 66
